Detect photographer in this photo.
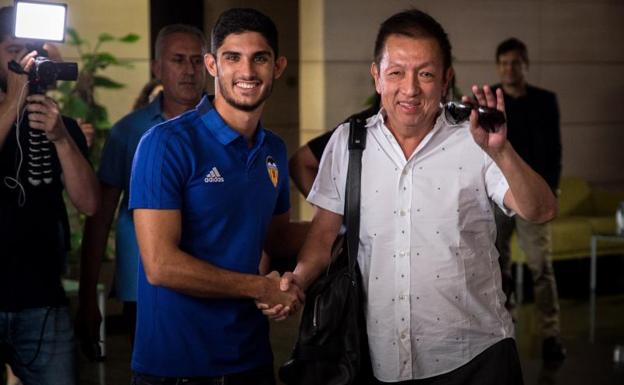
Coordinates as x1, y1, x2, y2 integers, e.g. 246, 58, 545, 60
0, 6, 99, 385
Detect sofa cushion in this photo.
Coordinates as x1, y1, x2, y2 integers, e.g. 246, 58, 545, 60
558, 176, 592, 216
550, 216, 593, 259
586, 216, 616, 236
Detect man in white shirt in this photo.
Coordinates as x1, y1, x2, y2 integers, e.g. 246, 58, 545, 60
265, 9, 556, 385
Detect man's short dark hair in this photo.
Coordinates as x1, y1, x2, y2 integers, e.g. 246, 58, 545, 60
496, 38, 529, 65
211, 8, 279, 57
374, 9, 452, 71
0, 7, 15, 43
154, 24, 207, 59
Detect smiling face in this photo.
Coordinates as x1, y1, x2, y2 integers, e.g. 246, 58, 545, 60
371, 34, 452, 135
205, 31, 286, 113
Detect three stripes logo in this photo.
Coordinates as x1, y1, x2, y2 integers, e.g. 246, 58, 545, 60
204, 167, 224, 183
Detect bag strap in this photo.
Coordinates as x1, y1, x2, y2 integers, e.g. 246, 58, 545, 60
345, 115, 367, 274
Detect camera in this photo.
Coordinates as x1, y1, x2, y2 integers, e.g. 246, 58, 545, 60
9, 54, 78, 94
9, 1, 77, 94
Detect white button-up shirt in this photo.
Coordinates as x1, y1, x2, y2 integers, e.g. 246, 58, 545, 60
307, 110, 514, 381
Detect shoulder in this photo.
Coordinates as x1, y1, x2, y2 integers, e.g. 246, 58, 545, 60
263, 129, 288, 154
528, 85, 557, 102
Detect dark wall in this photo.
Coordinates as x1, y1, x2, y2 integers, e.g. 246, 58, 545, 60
149, 0, 205, 59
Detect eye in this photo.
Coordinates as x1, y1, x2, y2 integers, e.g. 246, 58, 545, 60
419, 71, 434, 81
191, 57, 203, 65
253, 55, 269, 64
224, 53, 239, 62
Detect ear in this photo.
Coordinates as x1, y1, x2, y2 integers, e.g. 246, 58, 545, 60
370, 62, 382, 94
442, 66, 455, 99
151, 59, 161, 81
273, 56, 287, 79
204, 53, 217, 77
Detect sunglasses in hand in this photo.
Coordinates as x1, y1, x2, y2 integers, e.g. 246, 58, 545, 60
442, 101, 506, 133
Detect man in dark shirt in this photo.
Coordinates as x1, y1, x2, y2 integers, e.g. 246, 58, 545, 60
492, 37, 565, 362
289, 96, 380, 197
0, 6, 99, 384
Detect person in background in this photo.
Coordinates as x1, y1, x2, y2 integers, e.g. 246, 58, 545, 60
0, 6, 99, 385
289, 94, 380, 197
492, 37, 565, 361
76, 24, 207, 350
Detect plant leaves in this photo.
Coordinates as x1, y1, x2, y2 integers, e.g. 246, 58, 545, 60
59, 95, 89, 120
92, 52, 119, 69
118, 33, 140, 43
98, 33, 115, 43
66, 27, 82, 46
93, 76, 125, 89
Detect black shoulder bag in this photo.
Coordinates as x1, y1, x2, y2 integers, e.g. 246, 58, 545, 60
279, 115, 373, 385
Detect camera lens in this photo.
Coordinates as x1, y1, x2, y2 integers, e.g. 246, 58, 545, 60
443, 101, 472, 125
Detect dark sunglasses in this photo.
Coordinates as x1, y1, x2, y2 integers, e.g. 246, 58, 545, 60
442, 101, 506, 132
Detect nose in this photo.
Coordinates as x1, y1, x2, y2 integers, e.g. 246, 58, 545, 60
181, 59, 196, 75
238, 57, 255, 78
401, 72, 421, 96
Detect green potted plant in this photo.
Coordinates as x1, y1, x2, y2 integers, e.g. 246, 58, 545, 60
52, 27, 140, 269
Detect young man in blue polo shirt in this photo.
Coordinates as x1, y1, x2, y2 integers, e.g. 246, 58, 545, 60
129, 8, 306, 384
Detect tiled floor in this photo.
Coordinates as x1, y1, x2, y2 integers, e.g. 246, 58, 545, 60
73, 293, 624, 385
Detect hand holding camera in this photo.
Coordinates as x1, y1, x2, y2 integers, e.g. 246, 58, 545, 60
25, 94, 68, 143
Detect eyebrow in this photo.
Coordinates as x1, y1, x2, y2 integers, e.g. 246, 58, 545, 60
220, 50, 273, 57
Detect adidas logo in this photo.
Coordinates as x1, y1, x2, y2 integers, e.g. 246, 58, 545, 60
204, 167, 224, 183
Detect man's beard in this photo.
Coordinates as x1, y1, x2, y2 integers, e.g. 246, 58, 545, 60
217, 75, 273, 112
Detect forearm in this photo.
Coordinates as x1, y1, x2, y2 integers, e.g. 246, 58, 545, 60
78, 186, 120, 304
492, 141, 557, 223
144, 246, 268, 300
0, 98, 20, 150
292, 213, 340, 290
55, 136, 99, 215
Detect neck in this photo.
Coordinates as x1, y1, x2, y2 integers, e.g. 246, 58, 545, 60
213, 95, 263, 144
385, 114, 436, 160
161, 96, 199, 120
501, 81, 527, 98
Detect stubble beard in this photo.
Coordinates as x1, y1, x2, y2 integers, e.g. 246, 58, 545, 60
216, 73, 273, 112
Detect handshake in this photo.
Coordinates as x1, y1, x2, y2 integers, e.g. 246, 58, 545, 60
256, 271, 304, 321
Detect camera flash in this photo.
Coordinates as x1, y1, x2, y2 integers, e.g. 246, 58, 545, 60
14, 1, 67, 42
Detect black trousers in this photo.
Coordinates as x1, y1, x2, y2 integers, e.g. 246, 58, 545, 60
373, 338, 523, 385
132, 365, 275, 385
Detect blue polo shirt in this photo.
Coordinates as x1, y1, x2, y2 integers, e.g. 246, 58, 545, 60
98, 93, 166, 301
128, 95, 290, 377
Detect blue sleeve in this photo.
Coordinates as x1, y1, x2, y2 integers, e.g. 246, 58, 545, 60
98, 121, 128, 188
273, 139, 290, 215
129, 126, 189, 210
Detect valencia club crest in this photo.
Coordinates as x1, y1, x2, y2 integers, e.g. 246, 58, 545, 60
266, 156, 279, 187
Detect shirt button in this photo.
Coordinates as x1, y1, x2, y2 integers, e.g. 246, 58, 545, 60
400, 210, 406, 216
399, 251, 405, 257
401, 333, 407, 340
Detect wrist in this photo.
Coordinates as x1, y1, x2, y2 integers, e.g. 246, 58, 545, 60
488, 140, 513, 163
251, 275, 270, 301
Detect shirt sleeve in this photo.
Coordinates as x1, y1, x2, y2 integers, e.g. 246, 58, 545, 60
484, 153, 514, 216
129, 125, 188, 210
98, 121, 127, 188
306, 123, 349, 215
